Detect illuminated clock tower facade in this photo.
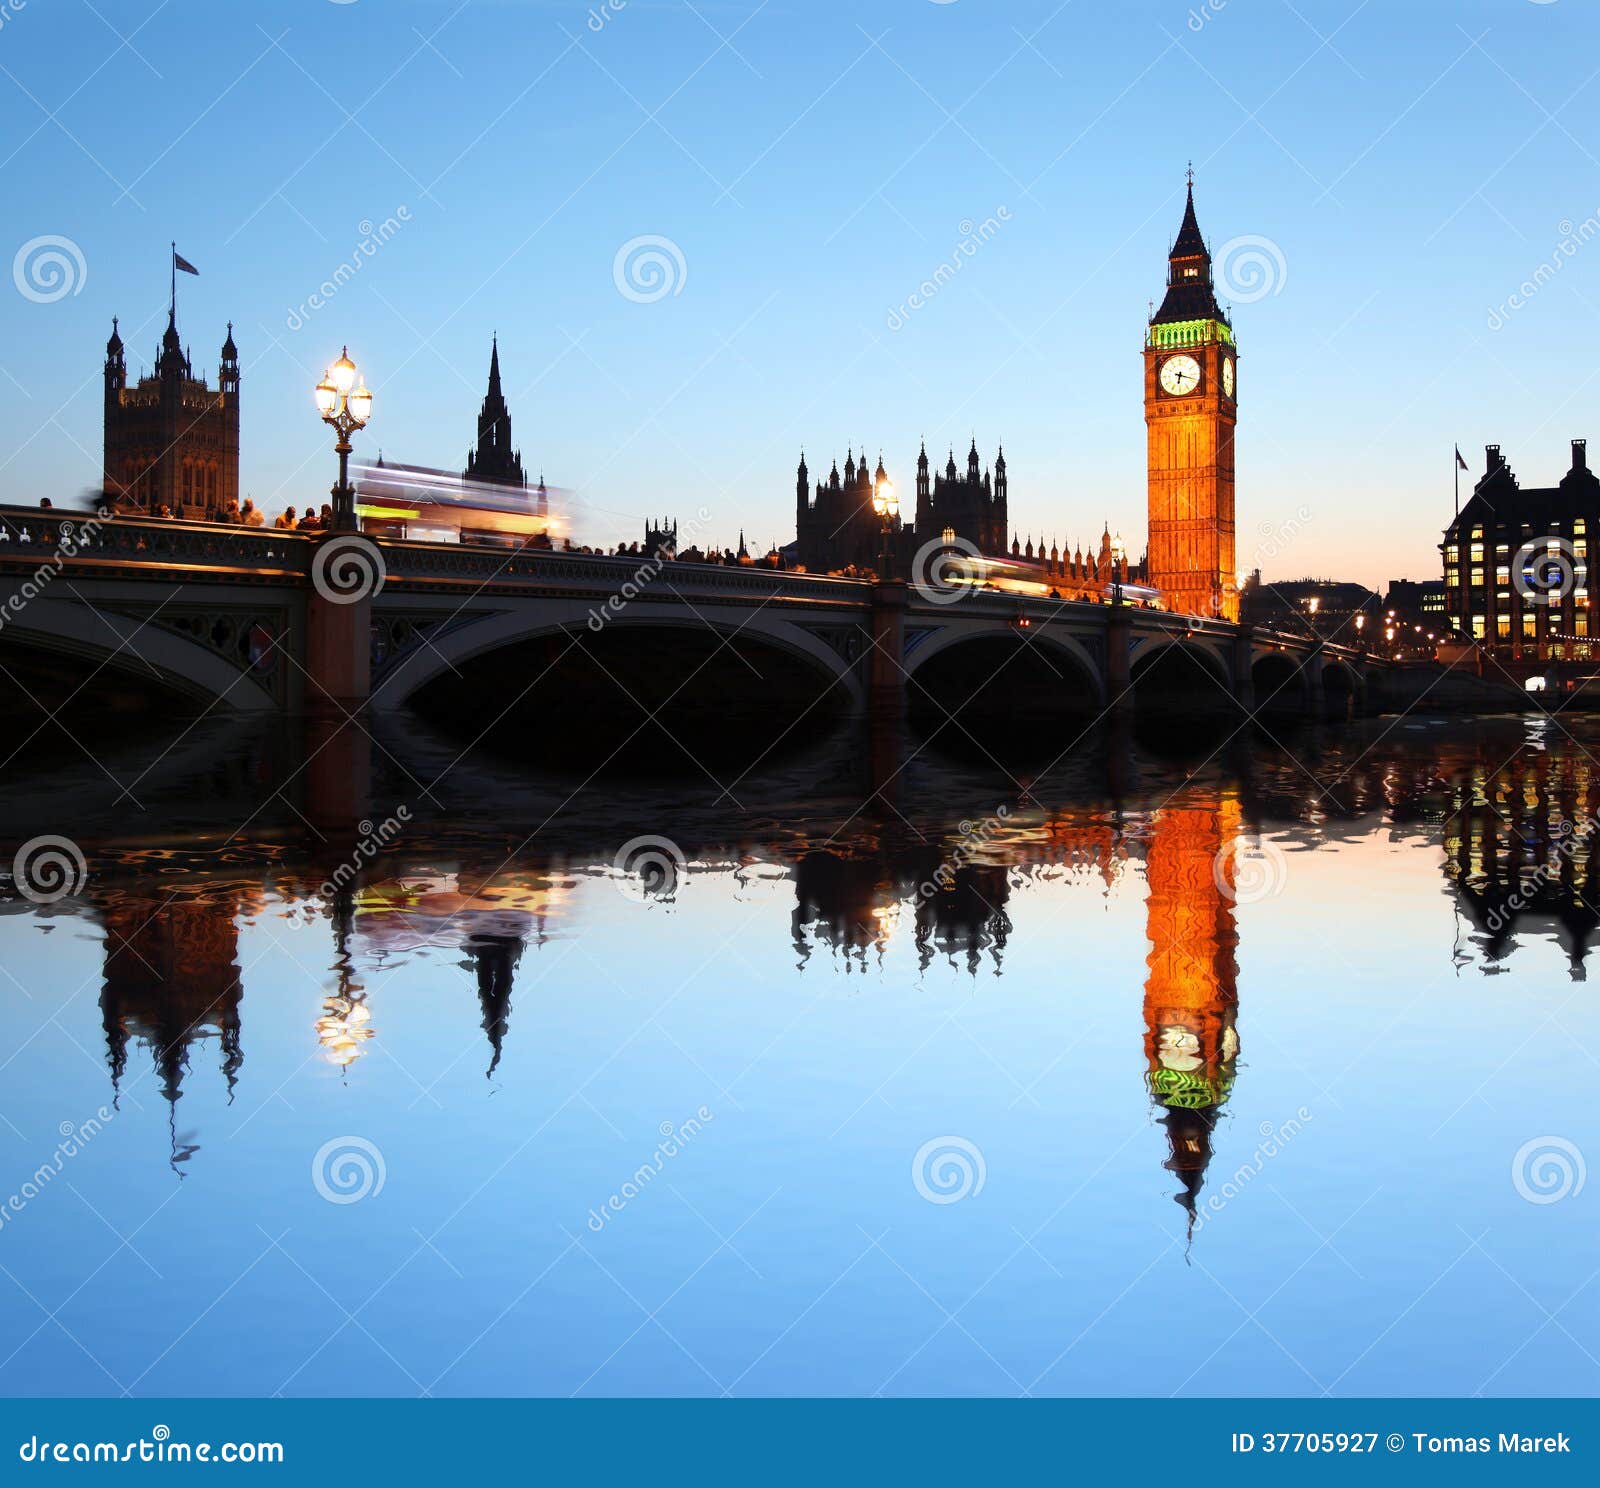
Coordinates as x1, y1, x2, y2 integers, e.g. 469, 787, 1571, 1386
1144, 180, 1239, 621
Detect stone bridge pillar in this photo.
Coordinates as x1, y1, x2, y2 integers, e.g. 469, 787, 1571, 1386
301, 533, 376, 833
1108, 604, 1133, 710
303, 534, 376, 713
1306, 641, 1326, 714
868, 582, 908, 810
1232, 625, 1255, 711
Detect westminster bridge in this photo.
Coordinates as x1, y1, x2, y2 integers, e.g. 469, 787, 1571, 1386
0, 505, 1386, 728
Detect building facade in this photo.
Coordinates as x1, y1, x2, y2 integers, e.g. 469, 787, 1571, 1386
103, 312, 240, 515
1442, 440, 1600, 666
793, 441, 1007, 575
1145, 180, 1239, 621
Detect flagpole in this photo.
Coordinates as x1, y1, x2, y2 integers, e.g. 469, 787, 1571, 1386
1455, 445, 1459, 520
170, 242, 175, 321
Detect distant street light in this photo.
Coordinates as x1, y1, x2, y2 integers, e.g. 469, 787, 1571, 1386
1110, 532, 1127, 606
316, 346, 373, 531
872, 474, 898, 580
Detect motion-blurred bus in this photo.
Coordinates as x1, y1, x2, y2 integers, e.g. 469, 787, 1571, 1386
350, 458, 567, 547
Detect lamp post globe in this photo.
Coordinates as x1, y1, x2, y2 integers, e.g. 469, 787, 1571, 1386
315, 348, 374, 531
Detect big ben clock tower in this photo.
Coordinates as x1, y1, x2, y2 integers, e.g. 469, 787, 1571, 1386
1144, 175, 1238, 621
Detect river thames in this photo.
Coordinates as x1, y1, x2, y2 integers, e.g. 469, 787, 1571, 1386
0, 712, 1594, 1397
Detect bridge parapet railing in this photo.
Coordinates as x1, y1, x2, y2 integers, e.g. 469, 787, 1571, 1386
0, 505, 311, 575
375, 539, 873, 605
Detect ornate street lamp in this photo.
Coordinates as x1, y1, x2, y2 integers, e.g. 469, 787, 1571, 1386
1110, 532, 1127, 606
315, 347, 373, 531
872, 475, 899, 580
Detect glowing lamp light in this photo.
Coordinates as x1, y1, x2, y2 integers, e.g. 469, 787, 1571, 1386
348, 382, 373, 426
331, 347, 358, 395
314, 375, 338, 416
873, 478, 897, 520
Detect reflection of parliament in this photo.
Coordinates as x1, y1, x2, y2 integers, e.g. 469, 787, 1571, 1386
792, 178, 1240, 620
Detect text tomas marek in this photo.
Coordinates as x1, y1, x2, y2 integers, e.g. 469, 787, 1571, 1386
1413, 1434, 1571, 1455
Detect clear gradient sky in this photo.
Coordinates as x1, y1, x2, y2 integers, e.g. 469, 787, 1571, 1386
0, 0, 1596, 585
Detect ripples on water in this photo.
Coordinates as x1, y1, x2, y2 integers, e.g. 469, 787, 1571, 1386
0, 712, 1594, 1397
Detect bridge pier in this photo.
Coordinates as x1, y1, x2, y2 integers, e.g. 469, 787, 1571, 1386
303, 534, 375, 714
1108, 604, 1133, 710
867, 581, 908, 810
1232, 626, 1256, 712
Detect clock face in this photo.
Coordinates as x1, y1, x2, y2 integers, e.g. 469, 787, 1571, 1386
1222, 357, 1236, 398
1160, 354, 1201, 397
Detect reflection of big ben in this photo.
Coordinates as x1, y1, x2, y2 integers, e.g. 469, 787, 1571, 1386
1145, 176, 1238, 621
1142, 799, 1241, 1232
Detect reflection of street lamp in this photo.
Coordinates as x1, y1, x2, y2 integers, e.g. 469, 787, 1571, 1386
872, 474, 899, 580
315, 346, 373, 531
1110, 532, 1127, 606
1304, 594, 1321, 638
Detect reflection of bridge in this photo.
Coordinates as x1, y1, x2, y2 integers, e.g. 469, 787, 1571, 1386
74, 795, 1241, 1227
0, 508, 1380, 720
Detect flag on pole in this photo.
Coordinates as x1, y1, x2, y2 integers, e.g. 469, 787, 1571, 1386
1455, 445, 1469, 471
173, 251, 199, 276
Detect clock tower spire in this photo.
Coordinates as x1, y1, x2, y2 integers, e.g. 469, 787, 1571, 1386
1144, 175, 1238, 621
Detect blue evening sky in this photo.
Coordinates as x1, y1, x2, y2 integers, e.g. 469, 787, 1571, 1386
0, 0, 1596, 583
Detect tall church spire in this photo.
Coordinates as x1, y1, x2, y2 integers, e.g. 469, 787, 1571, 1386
464, 335, 527, 488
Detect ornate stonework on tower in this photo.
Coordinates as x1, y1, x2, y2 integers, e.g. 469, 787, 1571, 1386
1144, 178, 1238, 621
103, 313, 240, 515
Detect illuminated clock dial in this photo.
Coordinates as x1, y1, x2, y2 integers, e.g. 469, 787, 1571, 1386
1160, 354, 1201, 396
1222, 357, 1236, 398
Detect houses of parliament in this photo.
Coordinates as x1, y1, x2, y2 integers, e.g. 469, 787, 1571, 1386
790, 177, 1241, 619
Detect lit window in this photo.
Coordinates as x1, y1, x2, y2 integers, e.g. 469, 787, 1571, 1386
1472, 616, 1486, 638
1523, 614, 1537, 637
1578, 614, 1590, 636
1495, 566, 1509, 584
1470, 544, 1485, 562
1497, 616, 1512, 639
1470, 568, 1484, 586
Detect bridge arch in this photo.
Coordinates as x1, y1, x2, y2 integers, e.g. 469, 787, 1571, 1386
0, 596, 278, 713
371, 601, 865, 713
902, 624, 1107, 709
1129, 636, 1233, 708
1250, 649, 1310, 714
